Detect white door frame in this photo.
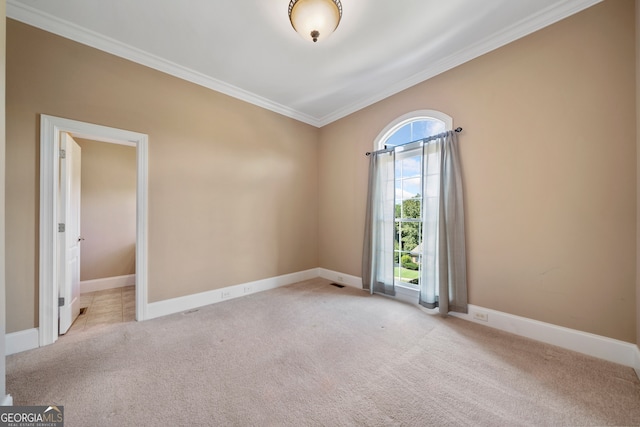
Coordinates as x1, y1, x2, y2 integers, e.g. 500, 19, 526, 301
39, 114, 149, 347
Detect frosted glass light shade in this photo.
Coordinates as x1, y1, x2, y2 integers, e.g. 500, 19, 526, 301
288, 0, 342, 43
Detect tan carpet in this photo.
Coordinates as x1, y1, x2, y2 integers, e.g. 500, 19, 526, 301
7, 278, 640, 426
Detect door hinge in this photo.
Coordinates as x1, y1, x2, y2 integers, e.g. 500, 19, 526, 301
59, 149, 66, 159
58, 297, 64, 307
58, 223, 65, 232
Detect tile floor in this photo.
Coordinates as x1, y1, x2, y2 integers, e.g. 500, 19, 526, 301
66, 286, 135, 334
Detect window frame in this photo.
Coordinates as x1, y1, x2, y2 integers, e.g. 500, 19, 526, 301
374, 110, 453, 291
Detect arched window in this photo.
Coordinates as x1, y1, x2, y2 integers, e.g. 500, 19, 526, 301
374, 110, 453, 288
374, 110, 453, 151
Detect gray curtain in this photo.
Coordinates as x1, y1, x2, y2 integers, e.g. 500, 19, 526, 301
362, 130, 467, 314
419, 131, 468, 314
362, 150, 395, 296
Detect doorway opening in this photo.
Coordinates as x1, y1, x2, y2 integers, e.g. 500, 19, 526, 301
67, 136, 138, 335
39, 115, 149, 347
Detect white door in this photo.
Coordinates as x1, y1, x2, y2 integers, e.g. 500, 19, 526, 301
59, 132, 82, 334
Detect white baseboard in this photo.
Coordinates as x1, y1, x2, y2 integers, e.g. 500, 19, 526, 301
9, 267, 640, 372
146, 268, 320, 320
394, 284, 420, 305
6, 328, 39, 356
451, 304, 637, 368
81, 274, 136, 294
317, 268, 363, 289
320, 268, 639, 369
6, 269, 320, 353
1, 395, 13, 406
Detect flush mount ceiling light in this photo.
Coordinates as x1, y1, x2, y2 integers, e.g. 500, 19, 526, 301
288, 0, 343, 43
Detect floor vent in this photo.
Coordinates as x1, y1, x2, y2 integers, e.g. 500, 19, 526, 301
79, 307, 87, 315
330, 283, 345, 288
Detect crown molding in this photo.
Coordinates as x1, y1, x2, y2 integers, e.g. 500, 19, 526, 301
316, 0, 602, 127
6, 0, 322, 127
8, 0, 601, 128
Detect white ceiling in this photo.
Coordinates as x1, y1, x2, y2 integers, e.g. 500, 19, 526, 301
7, 0, 601, 127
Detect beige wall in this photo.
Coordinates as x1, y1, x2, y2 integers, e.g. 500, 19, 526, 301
319, 0, 637, 342
6, 20, 319, 332
76, 139, 136, 281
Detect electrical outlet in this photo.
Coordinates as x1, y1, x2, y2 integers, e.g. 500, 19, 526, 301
244, 286, 252, 294
473, 311, 488, 322
221, 290, 231, 299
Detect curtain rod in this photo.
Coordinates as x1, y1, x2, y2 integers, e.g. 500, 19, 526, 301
365, 127, 463, 157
